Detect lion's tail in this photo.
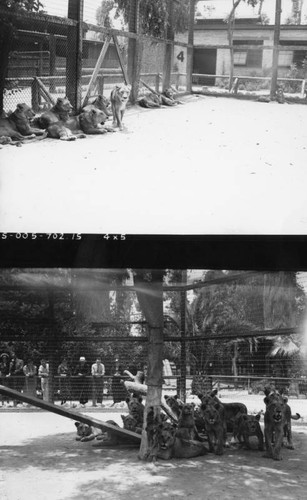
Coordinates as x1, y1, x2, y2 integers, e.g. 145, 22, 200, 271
291, 413, 301, 420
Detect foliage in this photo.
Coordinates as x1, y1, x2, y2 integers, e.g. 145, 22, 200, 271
113, 0, 191, 37
96, 0, 115, 28
1, 0, 44, 12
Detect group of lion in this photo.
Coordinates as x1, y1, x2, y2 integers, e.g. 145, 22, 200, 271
74, 387, 300, 461
0, 84, 131, 146
0, 84, 183, 148
162, 387, 300, 461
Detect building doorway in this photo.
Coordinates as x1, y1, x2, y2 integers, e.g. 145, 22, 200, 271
193, 48, 217, 85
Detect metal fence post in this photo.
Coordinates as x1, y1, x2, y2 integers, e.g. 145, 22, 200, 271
162, 0, 174, 91
67, 0, 84, 111
179, 270, 187, 402
270, 0, 282, 99
127, 0, 140, 104
186, 0, 195, 93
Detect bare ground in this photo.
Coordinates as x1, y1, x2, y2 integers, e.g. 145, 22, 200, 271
1, 392, 307, 500
1, 95, 307, 234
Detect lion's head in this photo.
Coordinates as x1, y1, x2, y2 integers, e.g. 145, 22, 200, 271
235, 413, 261, 434
54, 97, 73, 113
91, 95, 112, 116
14, 103, 35, 120
158, 422, 176, 451
112, 84, 131, 104
80, 108, 108, 126
203, 404, 221, 428
75, 422, 92, 438
121, 414, 138, 431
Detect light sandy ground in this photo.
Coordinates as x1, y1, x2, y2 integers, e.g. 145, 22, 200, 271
1, 95, 307, 235
1, 393, 307, 500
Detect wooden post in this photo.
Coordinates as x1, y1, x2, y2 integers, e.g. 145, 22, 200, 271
134, 271, 164, 461
31, 78, 40, 112
49, 34, 56, 93
186, 0, 195, 93
127, 0, 140, 103
270, 0, 282, 99
47, 289, 56, 404
179, 270, 187, 402
66, 0, 84, 111
163, 0, 174, 91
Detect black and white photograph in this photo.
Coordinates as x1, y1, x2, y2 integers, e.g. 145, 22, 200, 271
1, 1, 307, 500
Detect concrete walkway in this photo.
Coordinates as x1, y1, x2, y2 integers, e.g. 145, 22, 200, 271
1, 95, 307, 234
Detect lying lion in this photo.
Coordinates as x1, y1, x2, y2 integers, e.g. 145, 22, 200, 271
0, 103, 46, 142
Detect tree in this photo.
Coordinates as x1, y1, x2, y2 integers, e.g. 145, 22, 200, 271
225, 0, 259, 91
96, 0, 115, 28
113, 0, 191, 37
0, 1, 44, 113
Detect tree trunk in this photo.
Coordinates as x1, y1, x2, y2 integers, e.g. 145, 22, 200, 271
134, 271, 164, 461
227, 0, 241, 92
0, 19, 14, 114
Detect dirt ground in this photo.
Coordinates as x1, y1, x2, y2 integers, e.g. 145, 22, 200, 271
1, 94, 307, 235
1, 393, 307, 500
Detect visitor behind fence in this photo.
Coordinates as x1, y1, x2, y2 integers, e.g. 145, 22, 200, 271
38, 359, 49, 401
57, 358, 71, 405
74, 356, 90, 407
9, 351, 24, 406
23, 359, 37, 398
0, 352, 10, 406
91, 356, 105, 407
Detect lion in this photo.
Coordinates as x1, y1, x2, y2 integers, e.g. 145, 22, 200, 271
155, 420, 208, 460
35, 97, 73, 128
263, 389, 300, 458
83, 94, 112, 117
199, 389, 247, 441
110, 84, 131, 130
263, 391, 286, 460
75, 420, 120, 444
161, 88, 183, 106
202, 403, 225, 455
47, 122, 86, 141
126, 395, 144, 428
0, 103, 46, 141
138, 93, 162, 109
176, 403, 204, 442
121, 414, 142, 434
232, 412, 264, 451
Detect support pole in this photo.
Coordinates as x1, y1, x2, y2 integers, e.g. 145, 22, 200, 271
163, 0, 175, 91
179, 270, 187, 402
186, 0, 195, 93
66, 0, 84, 111
270, 0, 282, 99
49, 34, 56, 93
127, 0, 140, 104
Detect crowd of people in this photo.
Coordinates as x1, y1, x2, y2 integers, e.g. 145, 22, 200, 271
0, 351, 134, 408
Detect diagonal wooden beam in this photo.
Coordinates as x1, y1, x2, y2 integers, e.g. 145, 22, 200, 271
0, 385, 141, 444
112, 34, 129, 85
82, 34, 112, 108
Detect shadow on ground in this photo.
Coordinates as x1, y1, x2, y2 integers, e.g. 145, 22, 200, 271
1, 430, 307, 499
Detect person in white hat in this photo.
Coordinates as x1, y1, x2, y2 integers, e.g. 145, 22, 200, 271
74, 356, 90, 407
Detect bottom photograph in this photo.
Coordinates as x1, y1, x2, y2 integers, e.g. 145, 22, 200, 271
0, 267, 307, 499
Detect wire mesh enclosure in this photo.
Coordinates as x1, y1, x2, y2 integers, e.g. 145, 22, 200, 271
1, 268, 307, 406
2, 0, 193, 113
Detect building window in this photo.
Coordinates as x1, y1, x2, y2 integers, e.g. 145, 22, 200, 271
278, 50, 293, 67
233, 40, 263, 68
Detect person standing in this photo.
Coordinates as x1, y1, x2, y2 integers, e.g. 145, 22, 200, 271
74, 356, 90, 407
23, 359, 37, 399
0, 353, 11, 406
38, 359, 49, 401
9, 352, 24, 406
91, 356, 105, 407
57, 358, 70, 405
